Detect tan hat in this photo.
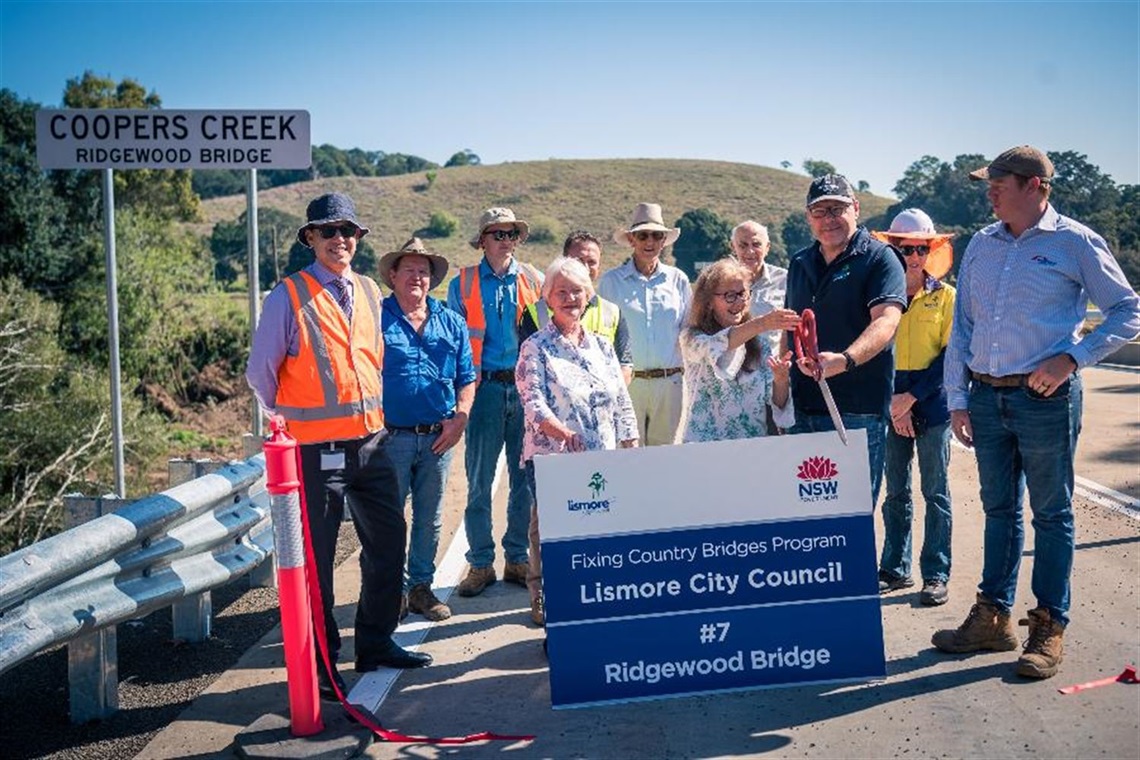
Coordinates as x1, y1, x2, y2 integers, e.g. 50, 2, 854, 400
469, 207, 530, 249
871, 208, 954, 280
613, 202, 681, 247
969, 145, 1054, 183
378, 237, 450, 290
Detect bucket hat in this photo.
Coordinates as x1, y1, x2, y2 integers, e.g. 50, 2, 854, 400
871, 208, 954, 280
469, 207, 529, 249
613, 202, 681, 247
378, 237, 450, 290
296, 192, 370, 248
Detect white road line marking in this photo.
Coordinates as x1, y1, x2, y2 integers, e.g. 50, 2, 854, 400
349, 451, 508, 711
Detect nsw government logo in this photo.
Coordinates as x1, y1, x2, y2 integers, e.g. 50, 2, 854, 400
567, 471, 614, 514
797, 456, 839, 502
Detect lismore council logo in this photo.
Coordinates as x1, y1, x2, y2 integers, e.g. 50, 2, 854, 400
567, 471, 614, 514
797, 456, 839, 502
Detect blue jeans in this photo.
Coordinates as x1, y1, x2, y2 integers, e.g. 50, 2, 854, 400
788, 413, 888, 508
969, 376, 1082, 626
464, 378, 532, 568
386, 429, 453, 590
880, 421, 953, 582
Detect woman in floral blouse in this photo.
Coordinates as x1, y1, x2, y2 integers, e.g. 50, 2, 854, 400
678, 258, 800, 443
516, 257, 639, 630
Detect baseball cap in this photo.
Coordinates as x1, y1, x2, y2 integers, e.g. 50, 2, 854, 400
969, 145, 1054, 182
806, 174, 856, 207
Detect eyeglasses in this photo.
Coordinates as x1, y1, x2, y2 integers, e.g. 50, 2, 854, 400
808, 205, 851, 219
316, 224, 359, 240
899, 245, 931, 257
715, 289, 749, 305
634, 230, 666, 242
484, 228, 521, 241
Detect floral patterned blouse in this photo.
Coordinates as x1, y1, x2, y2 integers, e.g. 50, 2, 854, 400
516, 321, 638, 464
677, 326, 795, 444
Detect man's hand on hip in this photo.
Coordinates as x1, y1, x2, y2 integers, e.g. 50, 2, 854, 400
1027, 353, 1077, 397
432, 414, 467, 455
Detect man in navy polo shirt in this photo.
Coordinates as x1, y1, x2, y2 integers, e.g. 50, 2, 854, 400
784, 175, 907, 507
380, 238, 476, 622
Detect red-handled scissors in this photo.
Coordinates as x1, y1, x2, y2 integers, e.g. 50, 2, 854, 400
794, 309, 848, 445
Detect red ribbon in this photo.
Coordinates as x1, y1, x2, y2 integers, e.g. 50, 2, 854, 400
294, 446, 535, 744
1058, 665, 1138, 695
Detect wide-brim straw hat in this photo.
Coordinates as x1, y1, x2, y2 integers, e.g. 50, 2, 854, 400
871, 208, 954, 279
469, 207, 530, 249
378, 237, 450, 290
613, 202, 681, 247
296, 192, 370, 248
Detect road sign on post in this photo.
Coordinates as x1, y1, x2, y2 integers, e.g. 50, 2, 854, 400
35, 109, 312, 489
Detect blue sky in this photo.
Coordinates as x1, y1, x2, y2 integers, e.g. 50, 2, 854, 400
2, 1, 1137, 196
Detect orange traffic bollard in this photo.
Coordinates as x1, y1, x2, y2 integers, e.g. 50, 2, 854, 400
263, 416, 323, 737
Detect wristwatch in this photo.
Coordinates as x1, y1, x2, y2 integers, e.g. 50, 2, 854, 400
842, 351, 857, 372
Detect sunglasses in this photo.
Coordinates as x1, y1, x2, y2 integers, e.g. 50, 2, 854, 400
808, 205, 850, 219
899, 245, 931, 257
715, 289, 749, 305
315, 224, 359, 240
484, 228, 521, 241
634, 230, 666, 242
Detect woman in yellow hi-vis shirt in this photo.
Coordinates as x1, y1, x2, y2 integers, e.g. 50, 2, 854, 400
872, 209, 956, 606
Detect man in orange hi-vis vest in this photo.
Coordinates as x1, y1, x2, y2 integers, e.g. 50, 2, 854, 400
446, 208, 543, 598
247, 193, 431, 704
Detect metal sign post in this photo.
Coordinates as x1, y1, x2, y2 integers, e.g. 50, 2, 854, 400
35, 109, 311, 493
246, 168, 262, 438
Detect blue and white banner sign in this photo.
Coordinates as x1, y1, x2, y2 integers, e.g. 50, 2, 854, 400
534, 430, 886, 708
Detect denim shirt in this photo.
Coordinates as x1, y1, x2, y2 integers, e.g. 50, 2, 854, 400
381, 296, 476, 427
446, 257, 531, 371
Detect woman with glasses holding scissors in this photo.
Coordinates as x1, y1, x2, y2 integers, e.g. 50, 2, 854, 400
871, 209, 956, 606
677, 258, 801, 443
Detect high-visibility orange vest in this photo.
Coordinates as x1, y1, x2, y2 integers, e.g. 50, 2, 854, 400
458, 261, 542, 374
275, 270, 384, 444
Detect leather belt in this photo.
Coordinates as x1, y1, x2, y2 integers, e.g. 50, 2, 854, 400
971, 371, 1028, 388
386, 422, 444, 435
632, 367, 684, 379
482, 369, 514, 383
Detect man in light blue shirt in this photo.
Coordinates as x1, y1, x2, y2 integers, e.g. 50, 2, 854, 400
446, 208, 543, 598
598, 203, 691, 446
934, 146, 1140, 680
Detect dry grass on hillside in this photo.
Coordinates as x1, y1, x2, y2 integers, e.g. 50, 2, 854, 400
197, 159, 894, 276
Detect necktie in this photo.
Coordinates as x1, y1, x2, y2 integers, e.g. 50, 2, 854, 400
333, 277, 353, 323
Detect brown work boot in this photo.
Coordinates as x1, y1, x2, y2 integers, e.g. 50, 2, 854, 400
931, 593, 1019, 653
530, 594, 545, 627
502, 561, 529, 588
407, 583, 452, 622
1016, 608, 1065, 679
456, 565, 496, 597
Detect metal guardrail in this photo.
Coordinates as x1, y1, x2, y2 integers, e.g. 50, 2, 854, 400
0, 453, 274, 722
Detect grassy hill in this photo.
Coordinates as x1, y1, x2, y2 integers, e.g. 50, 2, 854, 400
196, 158, 895, 277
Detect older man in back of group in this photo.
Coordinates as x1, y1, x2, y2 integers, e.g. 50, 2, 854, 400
447, 208, 543, 597
933, 145, 1140, 680
598, 203, 691, 446
379, 238, 475, 622
246, 193, 430, 704
784, 175, 907, 506
732, 220, 787, 352
520, 230, 633, 384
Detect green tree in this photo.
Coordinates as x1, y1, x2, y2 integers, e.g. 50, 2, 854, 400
445, 149, 481, 168
803, 159, 837, 178
781, 211, 814, 255
210, 207, 304, 289
672, 208, 733, 280
423, 210, 458, 238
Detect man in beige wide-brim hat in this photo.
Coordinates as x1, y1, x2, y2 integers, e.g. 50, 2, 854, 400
380, 237, 474, 623
447, 207, 544, 599
598, 202, 692, 446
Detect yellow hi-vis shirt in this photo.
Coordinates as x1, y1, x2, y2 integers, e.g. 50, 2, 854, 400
896, 280, 956, 371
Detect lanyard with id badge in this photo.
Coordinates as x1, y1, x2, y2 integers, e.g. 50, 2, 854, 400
320, 443, 346, 472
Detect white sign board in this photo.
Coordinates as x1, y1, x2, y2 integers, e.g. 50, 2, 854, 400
535, 430, 886, 708
35, 109, 311, 169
